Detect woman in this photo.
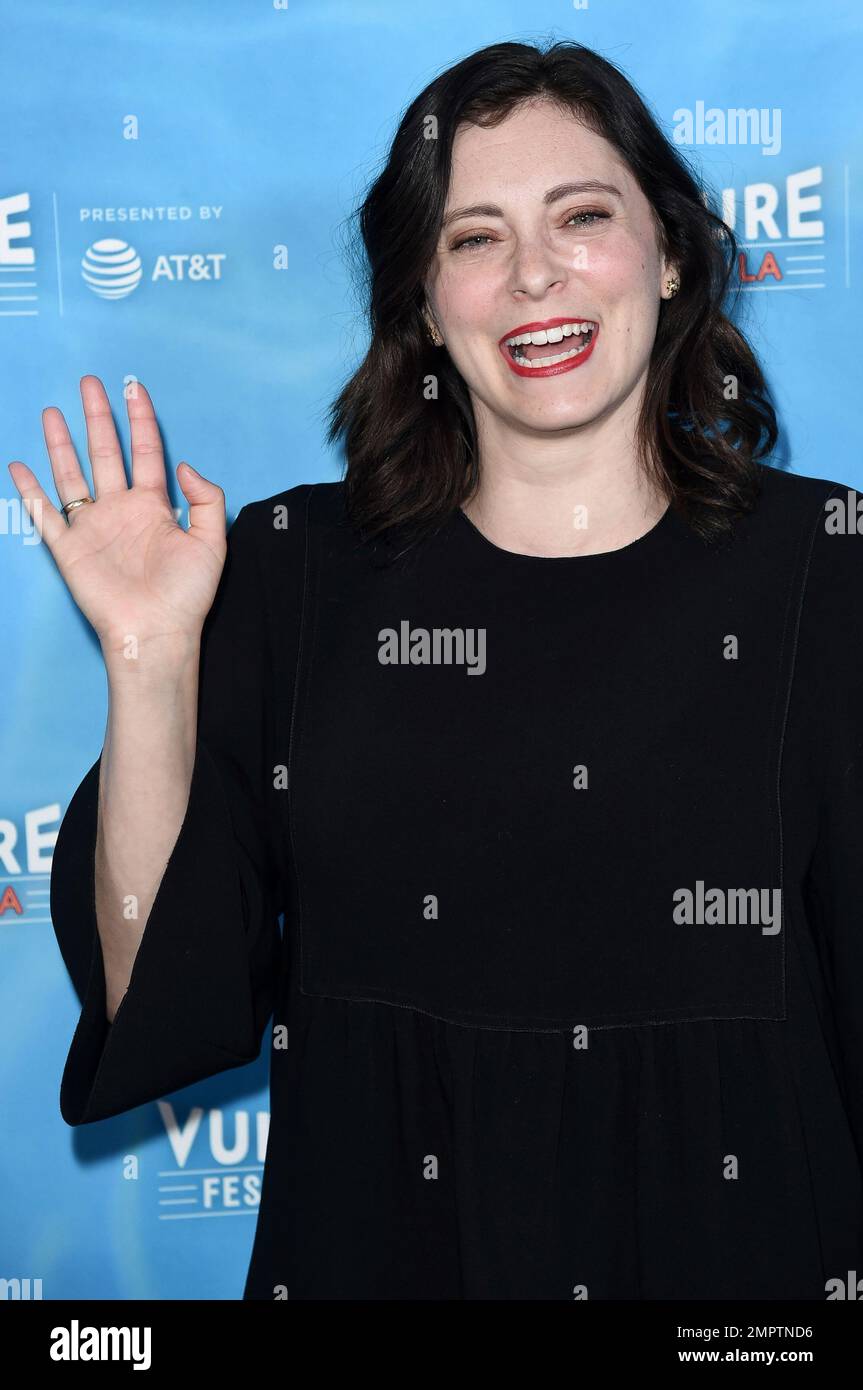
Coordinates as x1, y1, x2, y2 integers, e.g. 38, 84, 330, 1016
11, 39, 863, 1300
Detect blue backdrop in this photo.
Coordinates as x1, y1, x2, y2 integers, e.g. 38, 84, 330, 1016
1, 0, 860, 1299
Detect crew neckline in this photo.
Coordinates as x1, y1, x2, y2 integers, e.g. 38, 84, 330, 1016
454, 498, 675, 564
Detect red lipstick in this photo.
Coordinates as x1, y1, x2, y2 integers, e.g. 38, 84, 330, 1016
498, 316, 598, 378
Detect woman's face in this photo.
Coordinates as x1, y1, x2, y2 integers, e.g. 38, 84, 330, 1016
424, 100, 677, 438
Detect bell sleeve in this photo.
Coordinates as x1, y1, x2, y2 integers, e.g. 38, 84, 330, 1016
50, 500, 287, 1125
799, 483, 863, 1169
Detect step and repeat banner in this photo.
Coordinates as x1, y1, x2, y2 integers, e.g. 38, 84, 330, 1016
1, 0, 859, 1299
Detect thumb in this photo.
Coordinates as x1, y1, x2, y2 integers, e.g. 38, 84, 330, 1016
176, 461, 227, 547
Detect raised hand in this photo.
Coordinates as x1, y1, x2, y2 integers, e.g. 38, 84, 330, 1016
8, 376, 227, 667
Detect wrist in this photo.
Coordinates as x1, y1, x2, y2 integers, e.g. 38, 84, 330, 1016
101, 631, 202, 690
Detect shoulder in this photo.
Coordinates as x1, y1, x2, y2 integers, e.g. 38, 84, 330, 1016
233, 481, 345, 532
741, 463, 863, 594
749, 460, 845, 525
771, 465, 863, 589
227, 480, 347, 564
209, 484, 347, 644
754, 466, 863, 682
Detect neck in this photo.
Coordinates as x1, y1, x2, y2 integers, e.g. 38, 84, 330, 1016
464, 378, 667, 561
466, 391, 667, 558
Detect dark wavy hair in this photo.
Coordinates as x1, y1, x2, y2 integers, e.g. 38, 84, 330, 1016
327, 38, 778, 549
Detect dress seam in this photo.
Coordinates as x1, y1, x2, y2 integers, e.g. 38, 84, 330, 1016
295, 983, 787, 1034
770, 483, 841, 1028
284, 484, 316, 997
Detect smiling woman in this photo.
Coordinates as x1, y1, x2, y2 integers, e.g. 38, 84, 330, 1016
330, 40, 776, 558
30, 36, 863, 1305
425, 101, 678, 471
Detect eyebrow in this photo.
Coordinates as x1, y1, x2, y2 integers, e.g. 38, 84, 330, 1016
442, 180, 624, 229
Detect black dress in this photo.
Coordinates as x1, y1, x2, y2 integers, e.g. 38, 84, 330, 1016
50, 463, 863, 1299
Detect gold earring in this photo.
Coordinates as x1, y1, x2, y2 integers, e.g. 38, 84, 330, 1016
423, 308, 444, 347
665, 275, 680, 298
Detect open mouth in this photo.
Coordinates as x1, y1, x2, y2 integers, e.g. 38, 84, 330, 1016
499, 318, 599, 376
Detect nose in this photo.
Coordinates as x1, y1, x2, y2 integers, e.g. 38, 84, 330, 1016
508, 238, 567, 300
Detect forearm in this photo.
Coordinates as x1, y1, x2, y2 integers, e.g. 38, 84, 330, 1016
95, 641, 201, 1022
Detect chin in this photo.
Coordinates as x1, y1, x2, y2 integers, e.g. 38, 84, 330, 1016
511, 399, 606, 433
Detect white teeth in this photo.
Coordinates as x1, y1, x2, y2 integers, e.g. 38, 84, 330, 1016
517, 342, 591, 368
505, 320, 595, 347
